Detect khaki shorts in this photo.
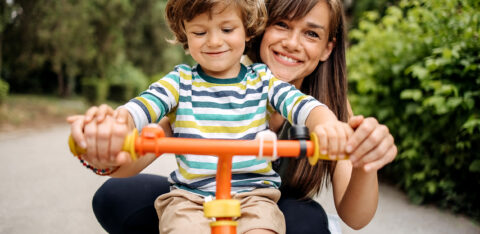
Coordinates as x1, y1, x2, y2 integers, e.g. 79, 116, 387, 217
155, 188, 285, 234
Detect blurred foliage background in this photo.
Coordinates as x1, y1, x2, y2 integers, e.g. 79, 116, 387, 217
348, 0, 479, 221
0, 0, 479, 222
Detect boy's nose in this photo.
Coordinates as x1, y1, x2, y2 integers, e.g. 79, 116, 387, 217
207, 32, 223, 47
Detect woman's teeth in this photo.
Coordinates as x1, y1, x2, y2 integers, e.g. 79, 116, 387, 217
278, 54, 298, 63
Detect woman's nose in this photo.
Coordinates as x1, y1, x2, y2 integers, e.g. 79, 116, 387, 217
281, 31, 301, 51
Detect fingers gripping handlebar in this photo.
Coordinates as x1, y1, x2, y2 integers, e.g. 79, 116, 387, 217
68, 125, 340, 165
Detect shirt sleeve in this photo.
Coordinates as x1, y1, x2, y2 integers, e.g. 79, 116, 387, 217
122, 65, 184, 130
264, 66, 326, 125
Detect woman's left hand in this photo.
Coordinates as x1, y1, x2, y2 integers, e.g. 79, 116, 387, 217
346, 115, 397, 172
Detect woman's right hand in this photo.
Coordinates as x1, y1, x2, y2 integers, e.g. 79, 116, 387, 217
346, 115, 397, 172
68, 104, 115, 151
67, 105, 133, 168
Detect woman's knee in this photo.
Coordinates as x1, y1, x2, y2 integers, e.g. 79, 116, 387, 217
278, 197, 330, 234
92, 174, 170, 234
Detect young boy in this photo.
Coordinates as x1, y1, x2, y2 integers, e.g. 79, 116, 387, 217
70, 0, 353, 233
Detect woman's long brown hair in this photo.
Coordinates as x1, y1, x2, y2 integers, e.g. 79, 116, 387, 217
248, 0, 348, 199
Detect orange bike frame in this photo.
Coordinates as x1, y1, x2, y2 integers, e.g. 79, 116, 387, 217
71, 125, 325, 234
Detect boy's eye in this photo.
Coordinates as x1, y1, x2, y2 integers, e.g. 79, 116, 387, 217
192, 32, 206, 36
222, 28, 234, 33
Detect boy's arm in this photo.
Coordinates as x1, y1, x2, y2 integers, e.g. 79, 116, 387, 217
107, 108, 155, 177
104, 67, 182, 176
304, 105, 338, 127
305, 106, 353, 158
265, 74, 353, 157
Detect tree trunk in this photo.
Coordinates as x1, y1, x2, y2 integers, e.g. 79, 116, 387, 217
65, 74, 74, 97
0, 32, 3, 77
57, 70, 64, 97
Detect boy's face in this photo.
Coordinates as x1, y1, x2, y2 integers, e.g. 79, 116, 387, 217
184, 4, 248, 78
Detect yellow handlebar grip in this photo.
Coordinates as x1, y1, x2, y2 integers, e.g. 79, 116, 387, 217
122, 128, 138, 161
308, 133, 320, 165
68, 129, 139, 160
68, 135, 85, 157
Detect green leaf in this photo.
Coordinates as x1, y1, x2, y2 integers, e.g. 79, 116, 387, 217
446, 97, 463, 109
427, 181, 437, 194
462, 117, 480, 134
401, 89, 423, 101
423, 96, 446, 110
445, 155, 455, 166
469, 160, 480, 172
413, 66, 429, 80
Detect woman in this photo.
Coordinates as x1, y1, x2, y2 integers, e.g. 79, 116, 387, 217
70, 0, 397, 233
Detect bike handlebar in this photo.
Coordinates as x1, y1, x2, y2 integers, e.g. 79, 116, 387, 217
69, 125, 337, 167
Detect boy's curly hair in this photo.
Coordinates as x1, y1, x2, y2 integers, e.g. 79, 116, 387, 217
165, 0, 267, 49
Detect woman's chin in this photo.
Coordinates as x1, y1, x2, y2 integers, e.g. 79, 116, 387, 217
271, 68, 300, 83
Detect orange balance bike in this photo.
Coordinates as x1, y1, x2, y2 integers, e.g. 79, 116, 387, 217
69, 124, 341, 234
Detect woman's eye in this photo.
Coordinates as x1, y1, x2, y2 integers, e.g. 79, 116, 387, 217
274, 21, 288, 29
305, 31, 319, 39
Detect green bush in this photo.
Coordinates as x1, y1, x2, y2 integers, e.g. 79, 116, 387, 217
348, 0, 400, 29
82, 77, 109, 105
347, 0, 480, 220
106, 62, 149, 103
0, 79, 10, 104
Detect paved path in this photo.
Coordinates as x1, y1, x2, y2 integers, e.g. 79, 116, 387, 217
0, 125, 479, 234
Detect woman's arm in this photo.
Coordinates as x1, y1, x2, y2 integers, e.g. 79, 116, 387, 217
332, 103, 397, 229
332, 160, 378, 229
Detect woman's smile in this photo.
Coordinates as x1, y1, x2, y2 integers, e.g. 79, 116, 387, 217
273, 50, 303, 65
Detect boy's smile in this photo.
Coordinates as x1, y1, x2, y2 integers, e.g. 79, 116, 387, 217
184, 4, 248, 78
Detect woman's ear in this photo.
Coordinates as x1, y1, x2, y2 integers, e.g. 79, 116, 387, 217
320, 38, 335, 61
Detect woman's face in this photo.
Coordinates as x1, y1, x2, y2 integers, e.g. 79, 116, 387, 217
260, 1, 334, 88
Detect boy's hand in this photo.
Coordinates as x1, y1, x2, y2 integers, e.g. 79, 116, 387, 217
313, 120, 354, 159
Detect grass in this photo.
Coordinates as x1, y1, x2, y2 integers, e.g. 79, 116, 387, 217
0, 94, 89, 132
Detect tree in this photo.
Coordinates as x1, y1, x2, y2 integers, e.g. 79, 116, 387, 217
35, 0, 97, 96
2, 0, 192, 97
0, 0, 21, 78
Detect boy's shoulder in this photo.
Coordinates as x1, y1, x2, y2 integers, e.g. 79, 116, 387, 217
249, 63, 268, 72
248, 63, 274, 81
173, 64, 194, 73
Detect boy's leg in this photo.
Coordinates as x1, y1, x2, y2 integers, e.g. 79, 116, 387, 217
155, 189, 210, 234
92, 174, 170, 234
235, 188, 286, 234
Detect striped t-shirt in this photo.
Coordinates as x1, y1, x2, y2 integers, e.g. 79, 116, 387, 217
124, 63, 324, 196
